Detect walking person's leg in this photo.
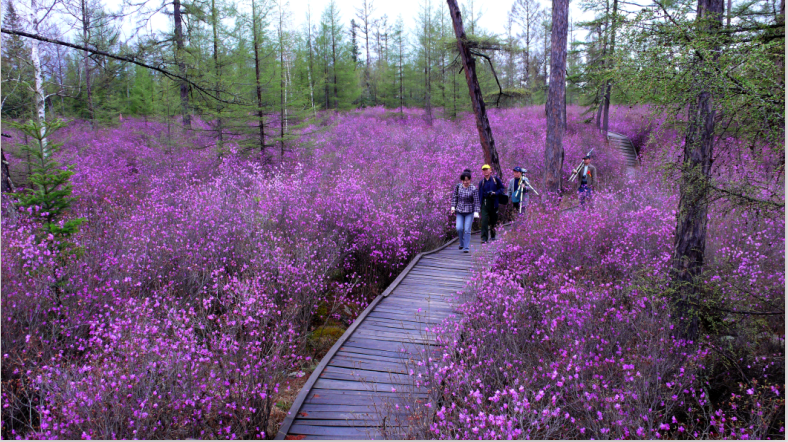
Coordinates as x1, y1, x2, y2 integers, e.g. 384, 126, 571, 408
481, 200, 490, 243
456, 213, 466, 249
462, 213, 473, 252
589, 186, 594, 210
490, 206, 498, 240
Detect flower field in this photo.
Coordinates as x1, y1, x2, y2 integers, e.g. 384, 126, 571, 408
1, 106, 783, 439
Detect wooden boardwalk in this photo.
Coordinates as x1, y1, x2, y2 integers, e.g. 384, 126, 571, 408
276, 230, 499, 440
607, 130, 640, 167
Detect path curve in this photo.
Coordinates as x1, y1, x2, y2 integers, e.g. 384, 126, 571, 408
276, 229, 501, 440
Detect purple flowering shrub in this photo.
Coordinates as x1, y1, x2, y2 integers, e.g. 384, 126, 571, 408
421, 126, 784, 439
5, 105, 775, 439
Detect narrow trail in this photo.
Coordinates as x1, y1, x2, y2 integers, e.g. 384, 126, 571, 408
277, 132, 639, 440
275, 230, 504, 440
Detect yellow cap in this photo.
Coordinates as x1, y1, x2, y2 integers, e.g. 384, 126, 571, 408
481, 164, 491, 170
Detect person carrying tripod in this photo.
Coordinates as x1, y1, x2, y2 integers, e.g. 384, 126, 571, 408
478, 164, 505, 244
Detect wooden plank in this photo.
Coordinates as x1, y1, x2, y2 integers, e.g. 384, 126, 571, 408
366, 312, 446, 324
301, 434, 380, 440
406, 271, 469, 279
352, 327, 434, 340
375, 301, 456, 311
404, 270, 469, 278
338, 345, 420, 359
304, 394, 425, 407
313, 378, 427, 393
289, 424, 386, 437
300, 404, 383, 412
292, 419, 390, 427
398, 275, 469, 283
322, 365, 419, 377
305, 389, 426, 402
386, 291, 457, 300
319, 371, 415, 385
360, 319, 425, 330
343, 336, 430, 351
332, 351, 415, 365
327, 359, 408, 374
367, 309, 453, 321
354, 324, 438, 337
372, 304, 455, 314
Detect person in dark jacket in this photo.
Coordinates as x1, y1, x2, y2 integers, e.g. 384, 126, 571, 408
450, 170, 481, 253
478, 164, 505, 243
577, 155, 598, 209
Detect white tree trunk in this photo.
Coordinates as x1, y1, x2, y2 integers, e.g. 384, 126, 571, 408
29, 0, 48, 153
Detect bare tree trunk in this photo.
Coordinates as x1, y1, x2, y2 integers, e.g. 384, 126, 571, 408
173, 0, 190, 128
356, 0, 375, 104
602, 0, 618, 135
544, 0, 569, 197
447, 0, 502, 179
424, 0, 433, 122
399, 32, 404, 114
1, 149, 14, 193
306, 7, 316, 116
324, 51, 330, 109
280, 28, 286, 157
669, 0, 724, 340
211, 0, 223, 151
252, 0, 266, 160
330, 26, 338, 109
80, 0, 95, 125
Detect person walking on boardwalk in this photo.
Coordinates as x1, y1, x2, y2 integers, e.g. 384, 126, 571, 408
578, 155, 598, 209
507, 166, 530, 214
450, 170, 480, 253
478, 164, 505, 243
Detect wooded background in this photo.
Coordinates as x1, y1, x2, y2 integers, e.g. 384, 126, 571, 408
6, 0, 781, 158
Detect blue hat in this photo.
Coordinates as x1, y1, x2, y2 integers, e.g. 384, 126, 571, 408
513, 167, 526, 173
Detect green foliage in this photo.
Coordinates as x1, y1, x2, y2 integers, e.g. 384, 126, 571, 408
616, 0, 785, 147
129, 65, 155, 116
10, 119, 85, 250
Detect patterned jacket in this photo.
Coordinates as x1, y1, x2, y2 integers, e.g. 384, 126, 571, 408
451, 183, 481, 214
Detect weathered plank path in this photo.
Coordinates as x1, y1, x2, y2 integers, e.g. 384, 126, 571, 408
607, 130, 640, 167
276, 230, 500, 440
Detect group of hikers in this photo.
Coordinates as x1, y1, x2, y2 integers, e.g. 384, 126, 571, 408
450, 155, 597, 253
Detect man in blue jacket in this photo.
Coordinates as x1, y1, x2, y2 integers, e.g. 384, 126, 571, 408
478, 164, 505, 243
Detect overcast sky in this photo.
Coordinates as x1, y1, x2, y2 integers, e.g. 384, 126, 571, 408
110, 0, 595, 44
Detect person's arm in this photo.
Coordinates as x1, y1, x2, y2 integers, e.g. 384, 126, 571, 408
473, 186, 481, 215
450, 184, 458, 212
496, 177, 505, 195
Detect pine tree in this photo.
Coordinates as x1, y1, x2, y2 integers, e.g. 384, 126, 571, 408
11, 119, 85, 250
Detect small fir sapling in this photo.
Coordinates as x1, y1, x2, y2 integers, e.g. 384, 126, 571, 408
9, 119, 85, 252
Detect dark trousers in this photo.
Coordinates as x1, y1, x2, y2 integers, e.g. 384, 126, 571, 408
481, 198, 498, 242
578, 184, 593, 209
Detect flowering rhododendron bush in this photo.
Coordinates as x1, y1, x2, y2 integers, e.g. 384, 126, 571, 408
1, 106, 635, 439
420, 124, 785, 439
